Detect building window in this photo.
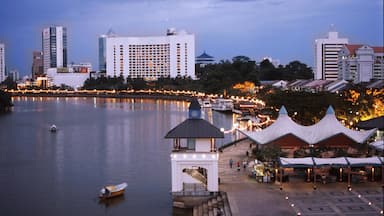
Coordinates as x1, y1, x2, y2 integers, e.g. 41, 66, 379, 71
187, 138, 195, 150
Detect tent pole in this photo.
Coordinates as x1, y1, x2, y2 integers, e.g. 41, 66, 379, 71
381, 165, 383, 191
371, 167, 374, 182
347, 167, 351, 190
339, 168, 343, 182
280, 167, 283, 190
313, 167, 316, 190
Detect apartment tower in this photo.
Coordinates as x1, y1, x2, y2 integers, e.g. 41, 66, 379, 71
42, 26, 67, 73
0, 43, 4, 82
315, 30, 348, 80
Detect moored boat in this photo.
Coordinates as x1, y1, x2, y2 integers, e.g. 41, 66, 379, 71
99, 182, 127, 199
211, 98, 233, 112
50, 124, 57, 132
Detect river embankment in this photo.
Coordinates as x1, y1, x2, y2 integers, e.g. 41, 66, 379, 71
6, 89, 200, 101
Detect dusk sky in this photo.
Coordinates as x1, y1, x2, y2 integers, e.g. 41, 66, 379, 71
0, 0, 383, 77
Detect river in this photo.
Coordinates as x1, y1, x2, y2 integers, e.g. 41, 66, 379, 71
0, 97, 236, 216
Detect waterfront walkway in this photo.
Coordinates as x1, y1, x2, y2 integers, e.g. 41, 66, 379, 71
218, 139, 294, 216
218, 139, 384, 216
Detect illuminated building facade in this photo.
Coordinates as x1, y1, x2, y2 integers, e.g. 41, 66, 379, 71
104, 29, 195, 80
338, 44, 384, 83
42, 26, 67, 73
315, 30, 348, 80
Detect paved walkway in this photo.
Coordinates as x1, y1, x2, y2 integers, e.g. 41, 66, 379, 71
218, 139, 294, 216
218, 139, 383, 216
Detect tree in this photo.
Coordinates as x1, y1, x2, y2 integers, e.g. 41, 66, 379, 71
259, 59, 278, 80
283, 61, 313, 80
0, 90, 12, 112
1, 76, 17, 89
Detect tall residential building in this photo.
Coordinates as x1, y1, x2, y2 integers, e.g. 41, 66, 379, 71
338, 44, 384, 83
98, 35, 107, 72
32, 51, 44, 80
42, 26, 67, 73
0, 43, 5, 82
104, 28, 195, 80
98, 29, 117, 72
314, 30, 348, 80
9, 69, 19, 81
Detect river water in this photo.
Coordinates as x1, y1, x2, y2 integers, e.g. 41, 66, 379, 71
0, 97, 235, 216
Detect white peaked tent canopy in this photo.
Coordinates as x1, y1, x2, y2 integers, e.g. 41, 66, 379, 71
239, 106, 377, 145
369, 140, 384, 150
279, 156, 384, 168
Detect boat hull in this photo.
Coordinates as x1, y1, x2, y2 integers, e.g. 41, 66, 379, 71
99, 189, 125, 199
99, 182, 127, 200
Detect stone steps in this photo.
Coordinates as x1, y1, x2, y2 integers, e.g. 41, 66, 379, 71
192, 192, 232, 216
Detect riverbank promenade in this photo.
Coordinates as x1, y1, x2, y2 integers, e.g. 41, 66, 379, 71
218, 139, 383, 216
218, 139, 294, 216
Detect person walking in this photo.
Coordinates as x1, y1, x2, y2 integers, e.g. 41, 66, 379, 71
243, 160, 247, 171
229, 158, 233, 168
237, 161, 241, 171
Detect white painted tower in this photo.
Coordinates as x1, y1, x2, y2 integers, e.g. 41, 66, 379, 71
165, 99, 224, 195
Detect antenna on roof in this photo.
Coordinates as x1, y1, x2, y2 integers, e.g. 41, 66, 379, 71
329, 24, 336, 31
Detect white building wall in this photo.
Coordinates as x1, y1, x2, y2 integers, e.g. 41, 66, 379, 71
42, 28, 50, 74
338, 45, 383, 83
315, 31, 348, 80
0, 43, 5, 82
195, 139, 211, 152
47, 68, 89, 89
171, 152, 219, 192
105, 31, 195, 80
56, 26, 64, 68
42, 26, 66, 73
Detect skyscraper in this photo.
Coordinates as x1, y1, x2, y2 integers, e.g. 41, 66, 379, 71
0, 43, 5, 82
314, 30, 348, 80
42, 26, 67, 73
99, 29, 116, 72
32, 51, 44, 80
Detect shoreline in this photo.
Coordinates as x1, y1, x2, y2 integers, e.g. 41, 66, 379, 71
8, 91, 195, 102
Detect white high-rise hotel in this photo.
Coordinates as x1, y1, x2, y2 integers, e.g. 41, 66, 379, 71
102, 29, 195, 80
0, 43, 4, 82
42, 26, 67, 73
315, 30, 348, 80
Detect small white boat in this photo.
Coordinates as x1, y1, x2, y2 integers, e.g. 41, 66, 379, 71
50, 124, 57, 132
99, 182, 127, 199
201, 100, 212, 108
211, 98, 233, 112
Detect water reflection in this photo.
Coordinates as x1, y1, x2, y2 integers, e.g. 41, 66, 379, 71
98, 195, 125, 208
0, 97, 237, 215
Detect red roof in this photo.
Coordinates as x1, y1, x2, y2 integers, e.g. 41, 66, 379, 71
345, 44, 363, 54
372, 46, 384, 53
345, 44, 384, 54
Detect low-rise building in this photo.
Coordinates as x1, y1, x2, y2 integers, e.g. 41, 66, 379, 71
196, 51, 215, 68
47, 64, 91, 89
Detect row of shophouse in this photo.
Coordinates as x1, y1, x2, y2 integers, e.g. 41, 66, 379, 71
261, 79, 384, 93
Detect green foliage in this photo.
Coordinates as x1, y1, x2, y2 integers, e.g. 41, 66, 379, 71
198, 58, 259, 94
258, 59, 313, 81
83, 76, 127, 90
82, 56, 313, 94
252, 144, 287, 162
259, 89, 351, 125
0, 90, 12, 112
1, 77, 17, 89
